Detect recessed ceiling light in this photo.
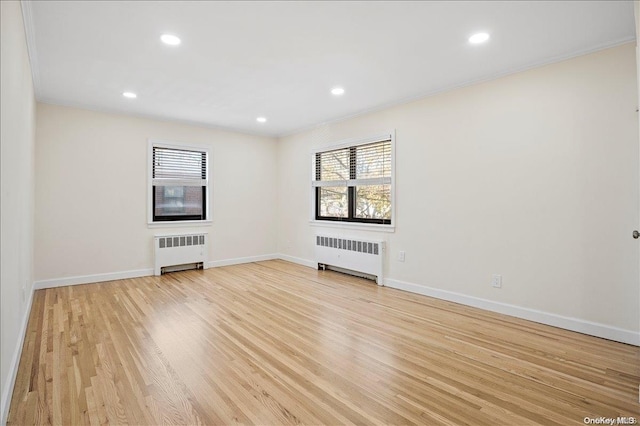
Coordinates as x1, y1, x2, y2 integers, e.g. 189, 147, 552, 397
122, 92, 137, 99
161, 34, 181, 46
469, 32, 490, 44
256, 117, 267, 123
331, 87, 345, 96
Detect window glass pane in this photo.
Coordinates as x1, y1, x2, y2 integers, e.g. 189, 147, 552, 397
355, 185, 391, 220
154, 186, 203, 217
319, 187, 348, 218
314, 138, 392, 224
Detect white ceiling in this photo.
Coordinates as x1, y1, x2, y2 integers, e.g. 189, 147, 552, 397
23, 1, 635, 137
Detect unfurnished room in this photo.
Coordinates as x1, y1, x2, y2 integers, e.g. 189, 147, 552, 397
1, 1, 639, 425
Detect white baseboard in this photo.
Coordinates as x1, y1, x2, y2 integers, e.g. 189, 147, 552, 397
32, 254, 282, 290
34, 268, 154, 290
207, 254, 279, 268
384, 278, 640, 346
1, 285, 35, 425
277, 253, 317, 268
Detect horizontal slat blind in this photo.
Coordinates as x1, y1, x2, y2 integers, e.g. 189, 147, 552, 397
153, 147, 207, 186
315, 148, 349, 182
313, 139, 391, 187
354, 141, 391, 180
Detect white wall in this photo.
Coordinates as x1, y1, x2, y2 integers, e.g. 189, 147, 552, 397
277, 43, 639, 340
0, 1, 37, 422
35, 104, 278, 282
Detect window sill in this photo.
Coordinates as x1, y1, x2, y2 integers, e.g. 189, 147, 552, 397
309, 220, 395, 233
148, 220, 212, 229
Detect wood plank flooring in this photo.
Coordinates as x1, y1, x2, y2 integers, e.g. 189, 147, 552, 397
8, 260, 640, 425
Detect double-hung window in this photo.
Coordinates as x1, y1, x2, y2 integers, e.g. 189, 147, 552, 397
149, 141, 209, 223
313, 134, 393, 225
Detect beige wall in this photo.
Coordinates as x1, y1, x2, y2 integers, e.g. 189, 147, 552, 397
277, 43, 639, 336
0, 0, 37, 421
35, 104, 278, 281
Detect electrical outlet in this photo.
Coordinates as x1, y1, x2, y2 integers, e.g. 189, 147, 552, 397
491, 274, 502, 288
398, 251, 406, 262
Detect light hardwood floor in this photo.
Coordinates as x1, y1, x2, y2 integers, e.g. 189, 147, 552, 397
8, 260, 640, 425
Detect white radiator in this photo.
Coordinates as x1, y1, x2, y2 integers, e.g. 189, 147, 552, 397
315, 235, 385, 285
154, 233, 208, 275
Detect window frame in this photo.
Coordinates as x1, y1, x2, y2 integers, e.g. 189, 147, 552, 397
148, 139, 211, 227
310, 132, 395, 231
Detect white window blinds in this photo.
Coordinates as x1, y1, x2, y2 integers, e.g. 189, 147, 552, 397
152, 147, 207, 187
313, 139, 392, 187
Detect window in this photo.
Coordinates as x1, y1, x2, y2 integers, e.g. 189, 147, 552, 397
149, 141, 209, 223
313, 134, 393, 225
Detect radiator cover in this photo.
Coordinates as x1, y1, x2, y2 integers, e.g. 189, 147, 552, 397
315, 235, 385, 285
154, 233, 208, 275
